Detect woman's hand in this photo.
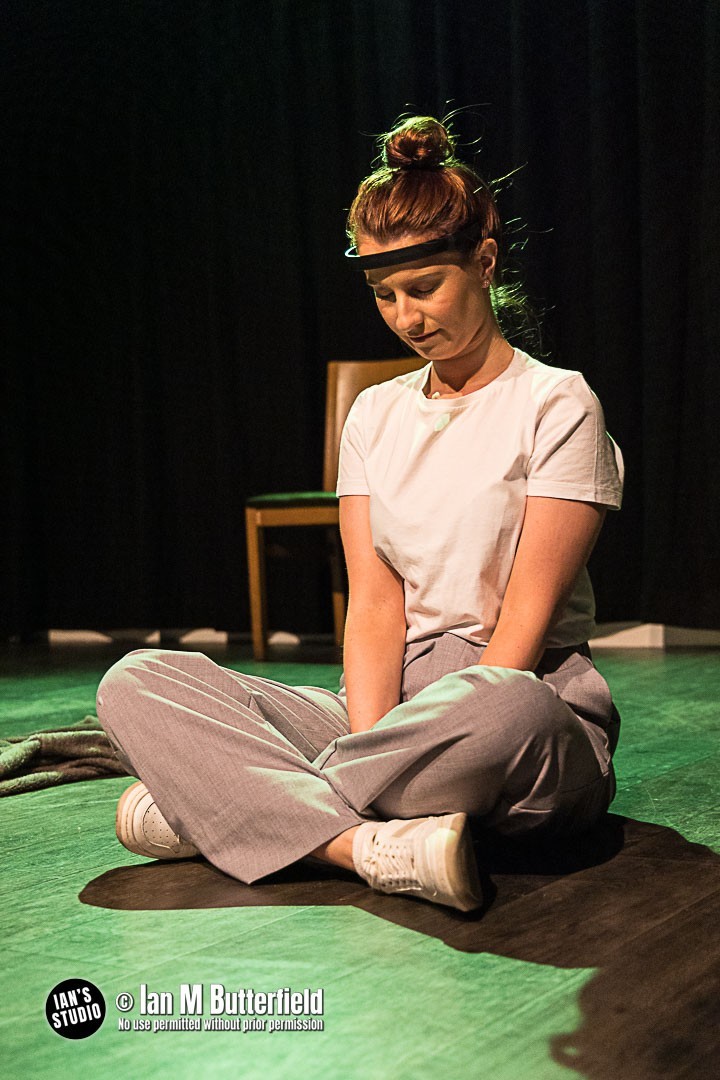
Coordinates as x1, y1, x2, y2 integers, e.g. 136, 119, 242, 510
340, 495, 407, 732
480, 496, 607, 672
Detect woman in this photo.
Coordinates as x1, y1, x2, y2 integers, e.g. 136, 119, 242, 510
97, 116, 623, 913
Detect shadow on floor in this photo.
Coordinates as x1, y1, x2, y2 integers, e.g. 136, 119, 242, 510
81, 814, 720, 1079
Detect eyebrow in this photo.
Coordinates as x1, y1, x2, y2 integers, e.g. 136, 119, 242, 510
366, 271, 442, 290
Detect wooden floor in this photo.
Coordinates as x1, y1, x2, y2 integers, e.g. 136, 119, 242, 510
2, 643, 719, 1079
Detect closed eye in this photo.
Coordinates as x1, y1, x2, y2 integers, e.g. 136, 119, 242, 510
372, 286, 437, 302
413, 286, 437, 297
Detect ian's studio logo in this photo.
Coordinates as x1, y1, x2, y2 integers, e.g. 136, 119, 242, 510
45, 979, 106, 1039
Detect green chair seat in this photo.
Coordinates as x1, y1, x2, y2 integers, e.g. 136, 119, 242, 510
246, 491, 338, 510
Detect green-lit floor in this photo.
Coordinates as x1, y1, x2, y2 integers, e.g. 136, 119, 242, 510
2, 644, 719, 1080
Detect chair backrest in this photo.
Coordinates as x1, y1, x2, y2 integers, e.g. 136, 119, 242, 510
322, 358, 424, 491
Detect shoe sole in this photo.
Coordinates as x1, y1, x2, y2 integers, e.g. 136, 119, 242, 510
424, 812, 483, 912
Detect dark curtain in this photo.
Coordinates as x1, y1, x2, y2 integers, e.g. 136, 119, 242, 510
2, 0, 718, 636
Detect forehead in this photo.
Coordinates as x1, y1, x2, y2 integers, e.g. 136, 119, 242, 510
363, 253, 461, 289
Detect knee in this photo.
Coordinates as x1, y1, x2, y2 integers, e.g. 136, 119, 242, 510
446, 665, 573, 746
447, 663, 550, 713
504, 671, 573, 735
96, 648, 164, 718
498, 671, 579, 750
100, 649, 165, 679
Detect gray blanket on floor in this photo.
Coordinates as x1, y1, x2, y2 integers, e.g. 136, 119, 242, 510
0, 716, 130, 796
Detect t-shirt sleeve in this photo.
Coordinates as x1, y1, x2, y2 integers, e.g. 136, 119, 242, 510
526, 374, 624, 509
336, 389, 372, 496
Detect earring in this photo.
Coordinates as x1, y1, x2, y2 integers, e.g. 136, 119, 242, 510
482, 279, 491, 289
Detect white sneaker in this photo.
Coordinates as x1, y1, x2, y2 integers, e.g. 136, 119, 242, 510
352, 813, 482, 912
115, 781, 199, 860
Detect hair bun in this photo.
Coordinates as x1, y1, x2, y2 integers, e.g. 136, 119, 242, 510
382, 116, 455, 170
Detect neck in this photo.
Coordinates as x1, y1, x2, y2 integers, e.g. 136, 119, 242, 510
428, 329, 514, 398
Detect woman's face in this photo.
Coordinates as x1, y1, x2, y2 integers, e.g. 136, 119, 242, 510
358, 233, 496, 362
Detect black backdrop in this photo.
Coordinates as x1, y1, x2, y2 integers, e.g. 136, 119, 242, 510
2, 1, 718, 637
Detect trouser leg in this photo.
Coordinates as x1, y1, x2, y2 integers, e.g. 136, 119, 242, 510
319, 663, 615, 837
96, 649, 363, 883
97, 646, 615, 884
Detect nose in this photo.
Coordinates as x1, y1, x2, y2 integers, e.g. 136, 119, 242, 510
393, 294, 423, 334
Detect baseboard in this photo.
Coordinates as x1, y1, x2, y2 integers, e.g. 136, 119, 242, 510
28, 623, 720, 650
590, 623, 720, 648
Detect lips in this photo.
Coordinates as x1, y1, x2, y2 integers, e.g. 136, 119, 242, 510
408, 330, 438, 344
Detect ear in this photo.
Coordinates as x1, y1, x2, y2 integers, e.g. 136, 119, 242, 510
472, 238, 498, 280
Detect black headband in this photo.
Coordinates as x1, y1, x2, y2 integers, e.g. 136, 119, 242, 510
344, 223, 484, 271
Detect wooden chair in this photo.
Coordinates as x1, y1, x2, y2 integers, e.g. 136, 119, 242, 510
245, 358, 422, 660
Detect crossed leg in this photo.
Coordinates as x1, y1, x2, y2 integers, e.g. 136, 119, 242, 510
97, 649, 613, 885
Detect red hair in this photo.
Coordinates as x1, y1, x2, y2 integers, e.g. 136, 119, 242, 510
346, 116, 502, 252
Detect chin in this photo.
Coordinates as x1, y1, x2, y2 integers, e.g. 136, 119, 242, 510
411, 337, 452, 356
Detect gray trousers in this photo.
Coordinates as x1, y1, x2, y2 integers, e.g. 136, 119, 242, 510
96, 634, 619, 884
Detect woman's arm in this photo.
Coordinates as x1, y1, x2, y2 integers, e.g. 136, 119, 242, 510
340, 495, 407, 732
479, 496, 607, 672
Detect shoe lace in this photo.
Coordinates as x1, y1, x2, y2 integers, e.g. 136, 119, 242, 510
364, 836, 419, 891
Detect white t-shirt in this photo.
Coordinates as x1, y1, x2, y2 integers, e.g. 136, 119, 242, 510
336, 348, 624, 648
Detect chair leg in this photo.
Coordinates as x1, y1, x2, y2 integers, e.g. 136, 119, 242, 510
245, 508, 268, 661
327, 526, 347, 648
